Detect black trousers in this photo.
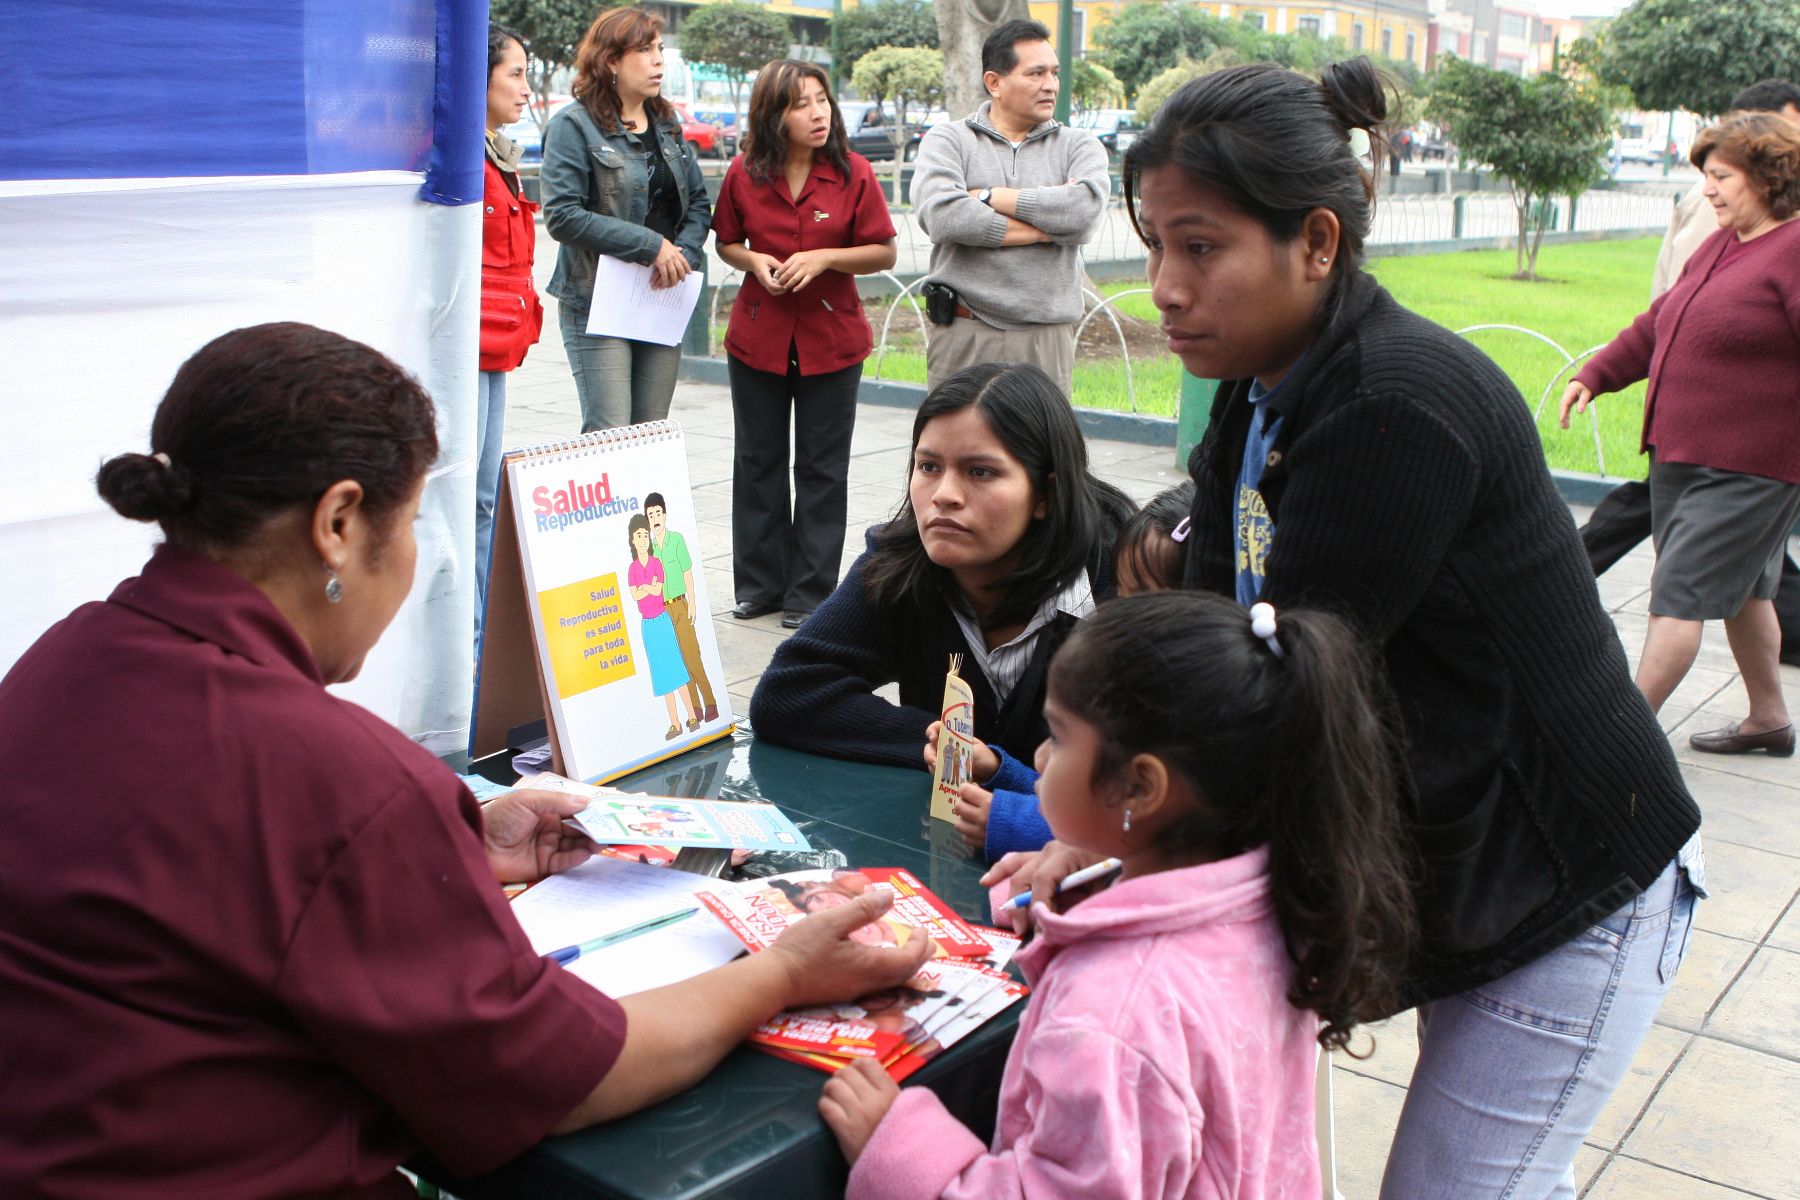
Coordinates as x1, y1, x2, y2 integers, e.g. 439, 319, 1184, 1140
1580, 478, 1800, 662
727, 353, 861, 613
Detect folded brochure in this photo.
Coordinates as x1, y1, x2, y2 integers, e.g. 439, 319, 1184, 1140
518, 771, 813, 852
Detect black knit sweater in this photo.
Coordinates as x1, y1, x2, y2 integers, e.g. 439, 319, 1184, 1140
1184, 273, 1700, 1004
750, 528, 1114, 770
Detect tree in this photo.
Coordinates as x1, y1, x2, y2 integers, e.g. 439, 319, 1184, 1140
934, 0, 1030, 120
1591, 0, 1800, 117
852, 45, 944, 200
832, 0, 937, 82
490, 0, 613, 132
677, 2, 792, 123
1426, 57, 1613, 280
1094, 3, 1227, 102
1134, 59, 1198, 126
1070, 58, 1125, 114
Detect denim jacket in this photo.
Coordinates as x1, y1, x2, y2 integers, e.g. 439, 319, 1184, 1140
541, 103, 712, 313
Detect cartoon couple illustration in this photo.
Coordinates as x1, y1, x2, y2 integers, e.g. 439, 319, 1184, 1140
626, 492, 717, 740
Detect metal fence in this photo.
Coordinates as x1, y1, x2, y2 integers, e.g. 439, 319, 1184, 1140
699, 186, 1671, 423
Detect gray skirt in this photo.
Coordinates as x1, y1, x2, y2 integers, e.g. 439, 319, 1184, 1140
1649, 459, 1800, 620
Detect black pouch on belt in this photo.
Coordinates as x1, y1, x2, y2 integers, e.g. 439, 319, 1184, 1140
921, 280, 959, 326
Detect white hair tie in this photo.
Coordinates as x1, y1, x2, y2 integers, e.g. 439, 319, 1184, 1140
1249, 601, 1285, 659
1348, 127, 1371, 158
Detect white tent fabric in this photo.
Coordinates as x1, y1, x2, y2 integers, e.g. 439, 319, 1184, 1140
0, 173, 478, 751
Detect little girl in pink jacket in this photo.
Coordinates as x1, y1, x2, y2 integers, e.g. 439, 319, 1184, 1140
821, 592, 1418, 1199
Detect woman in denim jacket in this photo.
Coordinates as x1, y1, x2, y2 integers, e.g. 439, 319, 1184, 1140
542, 7, 711, 431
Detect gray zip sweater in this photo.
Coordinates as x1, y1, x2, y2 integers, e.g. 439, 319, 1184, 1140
912, 103, 1109, 330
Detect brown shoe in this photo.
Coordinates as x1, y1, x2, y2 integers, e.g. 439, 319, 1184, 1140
685, 716, 701, 732
702, 704, 719, 722
664, 723, 681, 741
1688, 722, 1796, 756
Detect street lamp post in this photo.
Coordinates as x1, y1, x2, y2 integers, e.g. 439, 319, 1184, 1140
1054, 0, 1074, 123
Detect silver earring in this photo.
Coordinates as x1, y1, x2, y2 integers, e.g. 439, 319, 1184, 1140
1122, 808, 1132, 834
1319, 257, 1330, 264
324, 569, 344, 604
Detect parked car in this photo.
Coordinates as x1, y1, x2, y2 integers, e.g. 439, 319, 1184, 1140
673, 102, 730, 159
1070, 108, 1140, 160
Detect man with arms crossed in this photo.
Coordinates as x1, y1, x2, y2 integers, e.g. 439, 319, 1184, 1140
645, 491, 718, 724
911, 20, 1109, 395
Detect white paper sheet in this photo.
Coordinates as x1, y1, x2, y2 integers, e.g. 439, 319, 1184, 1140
510, 857, 745, 998
584, 255, 703, 345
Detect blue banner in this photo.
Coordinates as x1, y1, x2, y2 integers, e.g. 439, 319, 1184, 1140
1, 0, 481, 198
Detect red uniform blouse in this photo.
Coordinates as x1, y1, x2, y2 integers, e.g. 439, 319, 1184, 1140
711, 151, 897, 375
0, 547, 625, 1199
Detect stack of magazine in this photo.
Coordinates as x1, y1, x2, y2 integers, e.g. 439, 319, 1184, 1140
698, 868, 1027, 1081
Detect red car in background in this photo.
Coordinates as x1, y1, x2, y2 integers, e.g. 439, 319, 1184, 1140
673, 103, 732, 159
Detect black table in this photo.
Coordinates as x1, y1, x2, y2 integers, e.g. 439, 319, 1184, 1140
413, 732, 1019, 1199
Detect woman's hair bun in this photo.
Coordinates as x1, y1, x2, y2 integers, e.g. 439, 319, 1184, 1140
1318, 57, 1393, 137
95, 451, 194, 523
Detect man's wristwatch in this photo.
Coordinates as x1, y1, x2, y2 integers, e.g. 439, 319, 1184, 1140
976, 188, 993, 206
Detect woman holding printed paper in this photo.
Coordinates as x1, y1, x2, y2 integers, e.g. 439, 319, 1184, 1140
0, 323, 931, 1199
542, 7, 710, 431
712, 60, 898, 629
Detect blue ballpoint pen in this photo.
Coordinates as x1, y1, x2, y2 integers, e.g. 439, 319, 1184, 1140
1001, 857, 1124, 910
544, 906, 700, 966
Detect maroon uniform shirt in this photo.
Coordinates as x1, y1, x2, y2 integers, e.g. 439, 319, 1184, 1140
0, 546, 626, 1199
711, 151, 897, 375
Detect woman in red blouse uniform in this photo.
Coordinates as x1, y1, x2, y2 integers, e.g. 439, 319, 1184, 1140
478, 23, 545, 623
712, 60, 897, 628
0, 324, 928, 1200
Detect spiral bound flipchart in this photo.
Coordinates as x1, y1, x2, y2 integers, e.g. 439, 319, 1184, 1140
473, 420, 734, 783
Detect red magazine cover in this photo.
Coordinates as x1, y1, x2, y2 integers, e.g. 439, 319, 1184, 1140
697, 867, 990, 958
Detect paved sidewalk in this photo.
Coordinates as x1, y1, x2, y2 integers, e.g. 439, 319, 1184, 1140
506, 312, 1799, 1199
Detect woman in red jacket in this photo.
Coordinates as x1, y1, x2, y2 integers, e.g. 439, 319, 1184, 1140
711, 59, 897, 629
477, 23, 545, 621
1563, 112, 1800, 756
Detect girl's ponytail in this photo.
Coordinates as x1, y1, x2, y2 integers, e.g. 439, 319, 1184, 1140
1050, 593, 1417, 1051
1259, 608, 1416, 1050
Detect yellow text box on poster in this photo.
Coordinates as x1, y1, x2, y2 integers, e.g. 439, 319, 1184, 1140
536, 573, 637, 699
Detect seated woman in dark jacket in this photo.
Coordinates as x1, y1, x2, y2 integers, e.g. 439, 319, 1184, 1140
750, 362, 1133, 858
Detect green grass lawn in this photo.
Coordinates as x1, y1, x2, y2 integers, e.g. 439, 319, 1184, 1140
717, 237, 1661, 478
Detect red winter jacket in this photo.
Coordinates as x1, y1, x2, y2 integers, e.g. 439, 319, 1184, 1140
480, 152, 544, 372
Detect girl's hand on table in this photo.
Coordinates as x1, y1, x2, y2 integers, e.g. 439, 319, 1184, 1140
819, 1058, 900, 1165
951, 782, 992, 853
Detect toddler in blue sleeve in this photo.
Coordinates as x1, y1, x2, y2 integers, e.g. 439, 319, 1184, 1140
925, 481, 1196, 860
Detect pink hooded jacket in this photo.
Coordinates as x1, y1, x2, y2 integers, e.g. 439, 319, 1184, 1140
847, 846, 1322, 1200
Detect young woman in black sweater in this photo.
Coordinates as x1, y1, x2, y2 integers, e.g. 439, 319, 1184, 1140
990, 61, 1703, 1199
750, 362, 1133, 853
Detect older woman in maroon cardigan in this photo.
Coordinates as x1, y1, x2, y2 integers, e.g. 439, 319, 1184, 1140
1562, 111, 1800, 756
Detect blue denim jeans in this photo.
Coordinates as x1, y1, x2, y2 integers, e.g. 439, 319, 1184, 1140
560, 305, 680, 432
1381, 849, 1701, 1199
474, 370, 508, 626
